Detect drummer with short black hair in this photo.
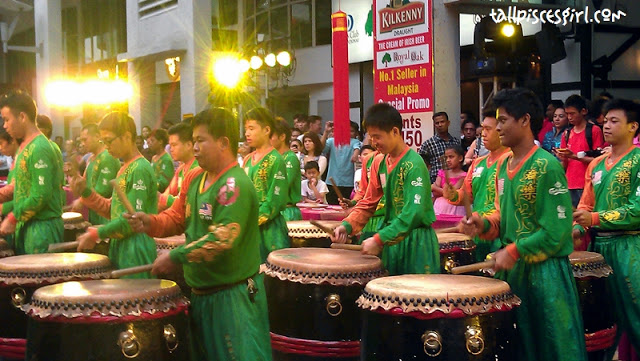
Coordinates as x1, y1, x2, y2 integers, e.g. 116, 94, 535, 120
125, 108, 272, 361
333, 103, 440, 275
573, 98, 640, 355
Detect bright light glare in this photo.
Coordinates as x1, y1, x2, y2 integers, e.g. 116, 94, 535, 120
264, 53, 276, 67
276, 51, 292, 67
250, 56, 263, 70
44, 81, 83, 107
501, 23, 515, 37
239, 59, 251, 73
213, 56, 244, 89
44, 79, 133, 107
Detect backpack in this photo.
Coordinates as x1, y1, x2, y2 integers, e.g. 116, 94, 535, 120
564, 121, 595, 150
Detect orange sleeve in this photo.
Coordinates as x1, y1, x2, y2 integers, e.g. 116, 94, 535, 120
148, 167, 204, 237
80, 191, 112, 219
343, 154, 384, 235
576, 157, 601, 212
159, 164, 182, 209
0, 183, 14, 203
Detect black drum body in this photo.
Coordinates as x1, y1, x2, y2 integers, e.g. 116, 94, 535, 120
26, 310, 189, 361
576, 276, 614, 334
290, 235, 332, 248
0, 283, 38, 339
361, 310, 518, 360
439, 248, 475, 274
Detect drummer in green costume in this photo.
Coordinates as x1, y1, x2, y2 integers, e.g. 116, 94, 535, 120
463, 88, 587, 361
126, 108, 272, 361
0, 129, 19, 249
243, 107, 290, 260
333, 103, 440, 275
149, 128, 175, 193
159, 122, 198, 211
0, 90, 64, 254
271, 118, 302, 221
443, 110, 509, 261
73, 111, 158, 278
72, 123, 120, 225
573, 98, 640, 356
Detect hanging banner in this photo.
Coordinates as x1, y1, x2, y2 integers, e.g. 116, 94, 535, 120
373, 0, 434, 150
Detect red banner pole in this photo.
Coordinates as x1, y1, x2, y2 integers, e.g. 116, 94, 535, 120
331, 11, 350, 147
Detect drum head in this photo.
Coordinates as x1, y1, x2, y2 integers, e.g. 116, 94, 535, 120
264, 248, 385, 286
0, 238, 13, 258
358, 274, 520, 316
569, 251, 612, 278
155, 234, 186, 251
25, 279, 188, 319
0, 253, 112, 285
286, 221, 342, 238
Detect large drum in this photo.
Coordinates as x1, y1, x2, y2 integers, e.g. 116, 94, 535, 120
24, 279, 190, 361
0, 238, 13, 258
437, 232, 476, 273
62, 212, 91, 243
154, 234, 190, 297
569, 251, 616, 359
0, 253, 111, 359
263, 248, 386, 360
287, 220, 342, 248
358, 274, 520, 360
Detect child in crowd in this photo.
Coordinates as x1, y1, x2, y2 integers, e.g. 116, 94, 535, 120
301, 161, 329, 204
431, 145, 466, 215
353, 145, 375, 197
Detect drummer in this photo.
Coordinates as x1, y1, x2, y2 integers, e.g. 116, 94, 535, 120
573, 98, 640, 354
0, 90, 64, 254
72, 111, 158, 278
158, 122, 198, 211
442, 109, 510, 261
461, 88, 586, 361
333, 103, 440, 275
69, 123, 120, 225
243, 107, 290, 260
270, 118, 302, 221
126, 107, 272, 360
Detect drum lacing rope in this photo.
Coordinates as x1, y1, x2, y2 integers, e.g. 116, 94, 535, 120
0, 337, 25, 359
585, 324, 617, 352
270, 332, 359, 357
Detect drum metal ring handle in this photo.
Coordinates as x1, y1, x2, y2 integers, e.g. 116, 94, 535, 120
10, 287, 26, 308
421, 331, 442, 357
465, 326, 485, 355
118, 329, 141, 358
163, 324, 179, 352
444, 257, 459, 273
326, 294, 343, 317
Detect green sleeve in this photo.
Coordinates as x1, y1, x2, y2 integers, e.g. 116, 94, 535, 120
156, 155, 174, 193
165, 195, 176, 208
285, 152, 301, 204
93, 156, 120, 198
596, 169, 640, 231
377, 163, 431, 243
258, 156, 288, 223
2, 201, 13, 216
14, 146, 57, 222
170, 181, 249, 265
516, 163, 573, 260
98, 166, 157, 239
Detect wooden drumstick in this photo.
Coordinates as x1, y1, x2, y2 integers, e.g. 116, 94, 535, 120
330, 243, 363, 251
462, 191, 473, 219
110, 264, 154, 279
435, 226, 460, 234
310, 220, 335, 236
110, 179, 135, 214
440, 155, 450, 185
450, 259, 495, 275
48, 241, 79, 252
328, 177, 346, 202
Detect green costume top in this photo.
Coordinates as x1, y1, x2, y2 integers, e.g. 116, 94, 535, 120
483, 146, 573, 262
283, 150, 301, 206
1, 166, 15, 216
244, 149, 288, 225
13, 134, 64, 223
152, 151, 174, 193
160, 158, 199, 209
152, 165, 262, 289
84, 150, 120, 225
365, 153, 386, 217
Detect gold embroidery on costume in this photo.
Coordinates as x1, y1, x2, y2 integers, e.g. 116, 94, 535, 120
186, 223, 241, 263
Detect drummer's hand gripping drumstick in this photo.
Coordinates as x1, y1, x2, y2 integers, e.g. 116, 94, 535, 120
310, 220, 353, 244
329, 177, 347, 203
450, 259, 496, 275
330, 243, 363, 251
110, 179, 136, 215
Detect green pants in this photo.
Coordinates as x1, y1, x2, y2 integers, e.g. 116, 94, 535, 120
359, 215, 385, 244
381, 226, 440, 275
109, 233, 157, 279
189, 273, 272, 361
281, 206, 302, 222
259, 215, 290, 262
496, 256, 587, 361
594, 235, 640, 356
15, 217, 63, 255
